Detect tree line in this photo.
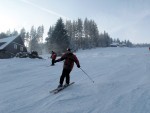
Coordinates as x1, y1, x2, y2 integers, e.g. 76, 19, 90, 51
47, 18, 113, 53
0, 18, 135, 54
45, 18, 134, 54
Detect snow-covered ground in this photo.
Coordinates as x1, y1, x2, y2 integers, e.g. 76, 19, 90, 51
0, 47, 150, 113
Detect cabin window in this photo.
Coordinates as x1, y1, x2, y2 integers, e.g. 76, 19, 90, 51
14, 44, 17, 49
20, 47, 23, 51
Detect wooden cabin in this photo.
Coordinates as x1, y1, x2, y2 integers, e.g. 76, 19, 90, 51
0, 35, 27, 59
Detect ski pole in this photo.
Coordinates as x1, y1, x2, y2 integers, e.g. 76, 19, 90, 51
80, 67, 94, 83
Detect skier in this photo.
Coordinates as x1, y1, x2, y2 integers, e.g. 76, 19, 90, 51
54, 48, 80, 88
51, 51, 57, 66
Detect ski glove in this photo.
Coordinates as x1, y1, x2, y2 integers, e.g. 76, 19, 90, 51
77, 65, 80, 68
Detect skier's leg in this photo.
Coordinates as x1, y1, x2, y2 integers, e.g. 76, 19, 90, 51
52, 59, 55, 65
59, 69, 66, 85
66, 69, 71, 84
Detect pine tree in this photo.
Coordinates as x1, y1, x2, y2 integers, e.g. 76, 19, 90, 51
72, 20, 78, 50
12, 30, 18, 36
76, 18, 83, 49
65, 20, 75, 50
29, 26, 37, 52
20, 28, 26, 43
37, 25, 44, 43
0, 32, 7, 39
89, 20, 99, 47
50, 18, 70, 55
126, 40, 133, 47
25, 32, 30, 48
46, 26, 55, 52
83, 18, 90, 48
36, 25, 44, 54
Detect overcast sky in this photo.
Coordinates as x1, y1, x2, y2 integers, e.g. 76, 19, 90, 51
0, 0, 150, 43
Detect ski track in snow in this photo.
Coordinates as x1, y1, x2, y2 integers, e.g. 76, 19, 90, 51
0, 47, 150, 113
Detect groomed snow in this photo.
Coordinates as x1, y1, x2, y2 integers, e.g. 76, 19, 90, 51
0, 47, 150, 113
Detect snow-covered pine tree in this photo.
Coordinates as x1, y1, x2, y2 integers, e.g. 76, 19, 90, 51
50, 18, 70, 55
20, 28, 26, 43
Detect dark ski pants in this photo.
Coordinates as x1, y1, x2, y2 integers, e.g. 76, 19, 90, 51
51, 59, 55, 65
59, 69, 71, 85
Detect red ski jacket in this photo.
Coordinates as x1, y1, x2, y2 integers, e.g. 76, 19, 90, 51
56, 52, 80, 70
51, 53, 57, 60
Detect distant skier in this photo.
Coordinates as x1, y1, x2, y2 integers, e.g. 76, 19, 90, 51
51, 51, 57, 66
149, 47, 150, 51
54, 48, 80, 88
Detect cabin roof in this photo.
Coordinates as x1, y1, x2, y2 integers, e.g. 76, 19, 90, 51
110, 42, 119, 46
0, 36, 17, 50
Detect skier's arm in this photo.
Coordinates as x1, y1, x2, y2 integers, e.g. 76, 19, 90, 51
54, 54, 66, 63
55, 57, 64, 63
74, 55, 80, 68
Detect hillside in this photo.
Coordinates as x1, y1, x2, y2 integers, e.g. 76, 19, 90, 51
0, 47, 150, 113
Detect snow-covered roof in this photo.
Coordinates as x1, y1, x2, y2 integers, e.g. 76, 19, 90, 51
0, 36, 17, 50
110, 42, 119, 46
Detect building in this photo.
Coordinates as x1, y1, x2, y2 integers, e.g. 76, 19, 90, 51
0, 35, 27, 59
110, 42, 127, 47
110, 42, 119, 47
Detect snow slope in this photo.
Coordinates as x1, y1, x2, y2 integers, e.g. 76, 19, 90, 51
0, 47, 150, 113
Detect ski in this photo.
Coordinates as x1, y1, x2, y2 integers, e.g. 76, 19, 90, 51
49, 87, 61, 93
50, 82, 75, 94
46, 64, 55, 67
54, 82, 75, 94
